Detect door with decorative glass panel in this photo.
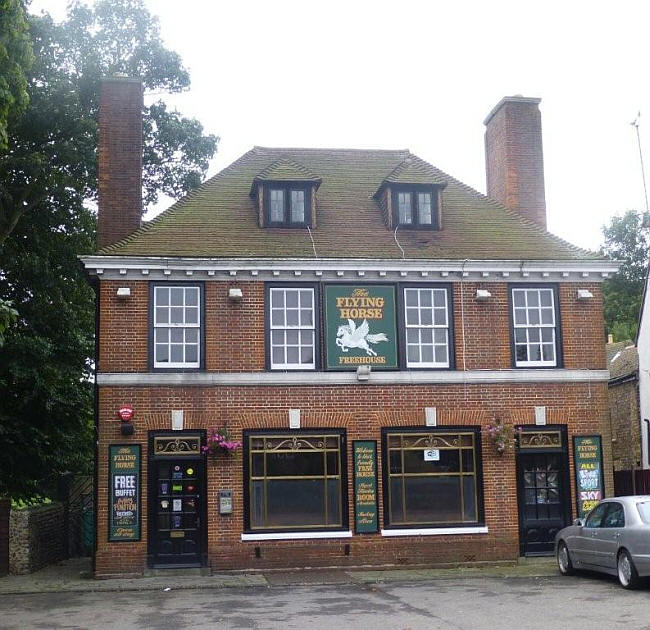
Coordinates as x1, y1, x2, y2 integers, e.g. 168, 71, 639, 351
516, 440, 570, 555
149, 433, 205, 567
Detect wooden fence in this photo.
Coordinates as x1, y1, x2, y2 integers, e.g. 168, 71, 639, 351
613, 469, 650, 496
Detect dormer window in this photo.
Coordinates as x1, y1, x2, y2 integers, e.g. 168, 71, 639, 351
265, 184, 311, 227
251, 158, 322, 229
393, 186, 438, 228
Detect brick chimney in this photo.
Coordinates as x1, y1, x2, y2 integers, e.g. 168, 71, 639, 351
97, 77, 143, 249
484, 96, 547, 229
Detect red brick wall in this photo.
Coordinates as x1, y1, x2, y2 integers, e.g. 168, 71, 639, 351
97, 279, 606, 373
99, 281, 149, 373
94, 381, 611, 576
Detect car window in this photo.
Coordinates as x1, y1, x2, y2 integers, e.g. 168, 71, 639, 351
602, 502, 625, 528
584, 502, 609, 528
637, 501, 650, 524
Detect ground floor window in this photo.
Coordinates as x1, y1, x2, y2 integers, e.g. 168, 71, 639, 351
244, 430, 347, 531
383, 427, 483, 527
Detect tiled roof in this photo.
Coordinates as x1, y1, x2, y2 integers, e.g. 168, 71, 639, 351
606, 340, 631, 364
250, 158, 322, 197
99, 146, 603, 260
608, 343, 638, 381
377, 155, 448, 192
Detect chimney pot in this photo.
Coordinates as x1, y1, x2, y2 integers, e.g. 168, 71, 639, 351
97, 77, 143, 249
484, 96, 547, 229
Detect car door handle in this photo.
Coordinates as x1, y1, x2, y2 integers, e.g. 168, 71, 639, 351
614, 532, 621, 538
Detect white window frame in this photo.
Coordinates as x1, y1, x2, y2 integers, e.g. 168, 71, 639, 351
511, 286, 558, 368
404, 287, 451, 368
269, 287, 316, 370
397, 192, 413, 225
152, 285, 201, 369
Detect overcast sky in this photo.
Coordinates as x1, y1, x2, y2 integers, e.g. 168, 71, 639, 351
32, 0, 650, 252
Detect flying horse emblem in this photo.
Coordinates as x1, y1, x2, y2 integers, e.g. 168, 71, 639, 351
336, 319, 389, 357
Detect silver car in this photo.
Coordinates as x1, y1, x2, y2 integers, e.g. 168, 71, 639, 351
555, 496, 650, 588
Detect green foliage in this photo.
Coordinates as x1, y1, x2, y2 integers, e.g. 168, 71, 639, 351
0, 0, 218, 499
0, 0, 34, 150
0, 0, 219, 245
0, 298, 18, 346
600, 210, 650, 342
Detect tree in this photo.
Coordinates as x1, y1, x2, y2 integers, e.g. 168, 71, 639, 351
0, 299, 17, 347
600, 210, 650, 342
0, 0, 33, 151
0, 0, 219, 246
0, 0, 218, 499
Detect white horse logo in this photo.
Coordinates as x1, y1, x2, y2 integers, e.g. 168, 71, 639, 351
336, 319, 389, 357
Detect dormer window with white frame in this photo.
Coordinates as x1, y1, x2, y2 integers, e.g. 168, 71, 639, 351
392, 185, 438, 229
265, 184, 311, 227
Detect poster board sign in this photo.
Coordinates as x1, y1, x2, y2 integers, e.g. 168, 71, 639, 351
109, 444, 141, 541
353, 440, 379, 533
573, 435, 605, 519
324, 285, 398, 370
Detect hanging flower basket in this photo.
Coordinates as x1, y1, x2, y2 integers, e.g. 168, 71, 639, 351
202, 428, 242, 458
485, 419, 514, 456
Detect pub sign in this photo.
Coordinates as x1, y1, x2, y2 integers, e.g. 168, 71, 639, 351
324, 285, 398, 370
573, 435, 604, 519
109, 444, 141, 541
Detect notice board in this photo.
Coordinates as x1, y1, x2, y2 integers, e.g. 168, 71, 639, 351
109, 444, 141, 541
573, 435, 604, 519
353, 440, 379, 533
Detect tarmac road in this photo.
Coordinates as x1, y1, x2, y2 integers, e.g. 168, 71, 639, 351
0, 573, 648, 630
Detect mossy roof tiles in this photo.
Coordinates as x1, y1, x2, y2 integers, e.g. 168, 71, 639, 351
100, 146, 601, 261
379, 155, 449, 188
608, 343, 638, 380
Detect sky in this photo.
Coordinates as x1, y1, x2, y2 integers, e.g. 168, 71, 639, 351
31, 0, 650, 252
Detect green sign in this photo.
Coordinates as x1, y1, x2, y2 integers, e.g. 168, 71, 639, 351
324, 285, 398, 370
573, 435, 604, 519
109, 444, 141, 541
353, 440, 379, 533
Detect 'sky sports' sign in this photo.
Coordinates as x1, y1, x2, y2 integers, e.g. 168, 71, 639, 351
573, 435, 604, 519
324, 285, 398, 370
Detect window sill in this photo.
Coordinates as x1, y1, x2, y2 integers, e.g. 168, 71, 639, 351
241, 531, 353, 542
381, 526, 488, 537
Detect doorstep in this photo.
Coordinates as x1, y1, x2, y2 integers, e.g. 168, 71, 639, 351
144, 567, 211, 578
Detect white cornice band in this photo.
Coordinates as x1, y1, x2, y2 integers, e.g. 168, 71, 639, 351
80, 256, 619, 283
96, 369, 610, 387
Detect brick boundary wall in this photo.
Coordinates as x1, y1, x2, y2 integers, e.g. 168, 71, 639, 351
0, 499, 9, 576
9, 503, 66, 575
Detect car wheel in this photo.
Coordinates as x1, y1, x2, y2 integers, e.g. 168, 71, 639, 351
557, 541, 574, 576
617, 550, 640, 589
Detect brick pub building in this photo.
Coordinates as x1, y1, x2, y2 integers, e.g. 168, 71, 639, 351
82, 78, 618, 577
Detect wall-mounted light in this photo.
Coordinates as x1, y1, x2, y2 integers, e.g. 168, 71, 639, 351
475, 289, 492, 301
356, 365, 371, 382
577, 289, 594, 300
228, 287, 243, 302
289, 408, 301, 429
116, 287, 131, 299
425, 407, 437, 427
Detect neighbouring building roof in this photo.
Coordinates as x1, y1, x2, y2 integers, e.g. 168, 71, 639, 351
98, 146, 604, 260
608, 343, 639, 382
